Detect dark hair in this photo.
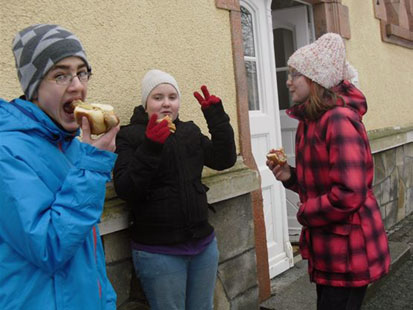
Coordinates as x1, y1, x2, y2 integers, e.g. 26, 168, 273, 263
304, 78, 341, 120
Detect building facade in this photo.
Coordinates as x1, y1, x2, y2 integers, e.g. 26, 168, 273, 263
1, 0, 412, 309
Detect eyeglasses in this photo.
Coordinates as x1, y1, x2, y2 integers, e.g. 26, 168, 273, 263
49, 71, 92, 86
287, 71, 302, 81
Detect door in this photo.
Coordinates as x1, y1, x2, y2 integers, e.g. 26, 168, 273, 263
272, 5, 314, 242
241, 1, 293, 278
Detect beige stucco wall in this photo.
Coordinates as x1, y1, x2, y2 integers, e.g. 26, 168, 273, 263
342, 0, 413, 130
0, 0, 239, 151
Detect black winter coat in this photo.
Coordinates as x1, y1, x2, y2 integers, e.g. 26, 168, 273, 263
113, 103, 236, 245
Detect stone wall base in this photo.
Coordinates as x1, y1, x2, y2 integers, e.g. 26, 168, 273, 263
372, 142, 413, 228
104, 193, 259, 309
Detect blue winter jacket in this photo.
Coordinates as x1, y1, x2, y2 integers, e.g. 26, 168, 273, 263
0, 98, 117, 310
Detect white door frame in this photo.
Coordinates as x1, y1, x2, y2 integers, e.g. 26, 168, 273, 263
241, 0, 293, 278
272, 4, 314, 242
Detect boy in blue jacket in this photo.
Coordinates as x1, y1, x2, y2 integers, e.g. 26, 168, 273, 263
0, 24, 118, 310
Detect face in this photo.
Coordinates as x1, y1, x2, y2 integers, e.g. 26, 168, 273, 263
145, 83, 180, 121
33, 56, 89, 132
286, 69, 311, 104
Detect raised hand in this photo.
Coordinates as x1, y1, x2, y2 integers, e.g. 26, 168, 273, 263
145, 114, 171, 144
193, 85, 221, 109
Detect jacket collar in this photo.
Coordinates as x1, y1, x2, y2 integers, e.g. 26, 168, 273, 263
4, 98, 78, 145
286, 80, 367, 122
129, 105, 181, 126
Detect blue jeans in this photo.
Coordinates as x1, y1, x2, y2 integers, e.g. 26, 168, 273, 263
132, 238, 219, 310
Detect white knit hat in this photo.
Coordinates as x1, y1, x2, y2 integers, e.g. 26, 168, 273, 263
141, 69, 181, 108
287, 33, 356, 89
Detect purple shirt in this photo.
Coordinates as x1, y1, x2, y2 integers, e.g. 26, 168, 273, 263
131, 232, 215, 256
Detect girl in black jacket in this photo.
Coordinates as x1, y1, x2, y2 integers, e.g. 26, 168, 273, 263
113, 69, 236, 310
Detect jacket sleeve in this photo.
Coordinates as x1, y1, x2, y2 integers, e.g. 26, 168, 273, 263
104, 285, 117, 310
282, 167, 299, 193
113, 127, 164, 201
95, 226, 117, 310
0, 142, 116, 274
297, 110, 368, 227
200, 102, 237, 170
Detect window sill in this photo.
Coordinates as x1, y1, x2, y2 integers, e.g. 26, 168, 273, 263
368, 125, 413, 154
382, 21, 413, 49
99, 157, 260, 235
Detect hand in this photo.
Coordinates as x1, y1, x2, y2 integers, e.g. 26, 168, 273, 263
266, 159, 291, 182
193, 85, 221, 109
81, 117, 119, 152
145, 114, 170, 144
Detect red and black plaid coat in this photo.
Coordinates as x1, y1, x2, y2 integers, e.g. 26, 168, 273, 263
284, 80, 390, 287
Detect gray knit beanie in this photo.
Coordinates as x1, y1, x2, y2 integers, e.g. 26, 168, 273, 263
141, 69, 181, 108
12, 24, 91, 101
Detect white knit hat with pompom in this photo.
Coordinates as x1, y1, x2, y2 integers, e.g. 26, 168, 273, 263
287, 33, 356, 89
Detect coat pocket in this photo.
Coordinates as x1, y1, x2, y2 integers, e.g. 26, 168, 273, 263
311, 224, 351, 273
193, 181, 209, 194
191, 180, 209, 219
146, 186, 178, 201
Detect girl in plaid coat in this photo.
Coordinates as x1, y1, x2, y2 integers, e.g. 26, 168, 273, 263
267, 33, 390, 310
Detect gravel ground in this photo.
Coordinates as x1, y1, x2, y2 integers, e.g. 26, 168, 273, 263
362, 254, 413, 310
362, 213, 413, 310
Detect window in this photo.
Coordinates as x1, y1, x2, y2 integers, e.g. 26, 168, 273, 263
273, 28, 295, 110
241, 6, 260, 111
374, 0, 413, 48
272, 1, 315, 109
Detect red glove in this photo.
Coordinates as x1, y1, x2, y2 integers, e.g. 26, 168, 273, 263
193, 85, 221, 109
145, 114, 170, 144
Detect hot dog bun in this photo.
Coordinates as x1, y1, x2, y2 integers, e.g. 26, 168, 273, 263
156, 115, 176, 133
73, 100, 119, 135
266, 147, 287, 166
